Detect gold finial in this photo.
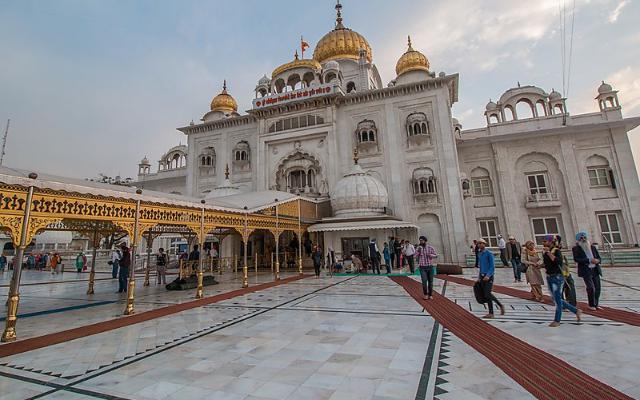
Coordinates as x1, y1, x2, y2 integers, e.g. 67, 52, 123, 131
335, 1, 344, 29
294, 50, 299, 60
353, 147, 359, 165
407, 35, 413, 51
224, 163, 230, 179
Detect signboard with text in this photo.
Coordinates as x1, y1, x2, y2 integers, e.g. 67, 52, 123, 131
252, 83, 338, 109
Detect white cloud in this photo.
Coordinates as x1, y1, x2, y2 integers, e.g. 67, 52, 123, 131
608, 0, 630, 23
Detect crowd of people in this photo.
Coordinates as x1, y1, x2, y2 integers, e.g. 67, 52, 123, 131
0, 251, 64, 273
473, 231, 603, 327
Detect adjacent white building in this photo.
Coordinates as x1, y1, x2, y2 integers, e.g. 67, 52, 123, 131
136, 3, 640, 264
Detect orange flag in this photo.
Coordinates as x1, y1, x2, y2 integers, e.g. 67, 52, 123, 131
301, 36, 309, 58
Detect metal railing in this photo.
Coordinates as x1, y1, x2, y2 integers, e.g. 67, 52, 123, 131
601, 234, 615, 267
525, 192, 559, 203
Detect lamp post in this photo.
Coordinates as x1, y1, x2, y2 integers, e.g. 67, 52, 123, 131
2, 172, 37, 342
274, 198, 280, 281
242, 206, 249, 288
298, 199, 303, 275
124, 189, 142, 316
196, 199, 205, 299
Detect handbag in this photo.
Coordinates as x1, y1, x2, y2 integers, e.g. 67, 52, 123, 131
473, 281, 487, 304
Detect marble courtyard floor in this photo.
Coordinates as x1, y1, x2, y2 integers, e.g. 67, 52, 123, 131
0, 267, 639, 399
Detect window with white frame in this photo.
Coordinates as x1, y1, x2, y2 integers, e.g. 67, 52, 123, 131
526, 173, 548, 195
478, 219, 499, 247
598, 212, 622, 244
588, 167, 610, 187
472, 178, 491, 196
531, 217, 559, 245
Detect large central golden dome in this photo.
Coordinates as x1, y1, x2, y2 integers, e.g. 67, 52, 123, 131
313, 2, 372, 64
210, 80, 237, 113
395, 36, 430, 76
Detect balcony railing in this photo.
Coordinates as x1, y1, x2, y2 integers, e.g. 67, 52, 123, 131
525, 192, 560, 207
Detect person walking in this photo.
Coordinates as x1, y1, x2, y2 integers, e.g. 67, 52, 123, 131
556, 235, 577, 306
188, 244, 200, 275
110, 248, 121, 279
368, 238, 381, 275
156, 247, 168, 285
522, 240, 544, 301
75, 252, 86, 273
572, 231, 602, 310
497, 235, 509, 267
506, 236, 522, 282
383, 242, 391, 274
393, 238, 402, 270
542, 235, 581, 327
477, 239, 505, 318
312, 245, 322, 278
388, 237, 395, 270
50, 253, 61, 274
403, 240, 416, 274
118, 243, 131, 293
416, 236, 438, 300
471, 240, 479, 268
0, 253, 6, 272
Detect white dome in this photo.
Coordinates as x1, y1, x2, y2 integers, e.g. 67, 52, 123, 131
324, 60, 340, 71
598, 81, 613, 94
258, 74, 270, 85
205, 178, 241, 199
548, 89, 562, 100
330, 164, 388, 217
140, 156, 150, 165
485, 100, 498, 111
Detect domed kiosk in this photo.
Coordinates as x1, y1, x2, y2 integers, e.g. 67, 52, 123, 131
308, 149, 417, 268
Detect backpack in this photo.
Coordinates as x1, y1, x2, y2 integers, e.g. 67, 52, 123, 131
473, 281, 487, 304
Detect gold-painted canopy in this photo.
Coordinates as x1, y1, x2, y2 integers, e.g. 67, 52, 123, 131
272, 53, 321, 79
210, 80, 238, 113
312, 1, 372, 64
395, 36, 430, 76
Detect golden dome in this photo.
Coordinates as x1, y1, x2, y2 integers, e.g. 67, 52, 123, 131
395, 36, 430, 76
272, 52, 321, 79
313, 2, 372, 64
210, 80, 238, 113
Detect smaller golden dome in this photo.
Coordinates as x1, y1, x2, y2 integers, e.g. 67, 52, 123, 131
272, 51, 322, 79
395, 36, 430, 77
210, 80, 238, 113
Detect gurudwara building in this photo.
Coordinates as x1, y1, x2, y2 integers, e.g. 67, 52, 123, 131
136, 3, 640, 264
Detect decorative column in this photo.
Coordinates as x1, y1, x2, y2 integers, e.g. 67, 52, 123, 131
124, 190, 142, 316
195, 200, 205, 299
87, 228, 99, 295
242, 206, 249, 288
1, 175, 37, 342
298, 199, 303, 275
143, 230, 152, 287
274, 199, 280, 281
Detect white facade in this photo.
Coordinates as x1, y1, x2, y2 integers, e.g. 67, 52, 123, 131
136, 6, 640, 264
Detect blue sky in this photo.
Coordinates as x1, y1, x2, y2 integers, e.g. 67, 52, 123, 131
1, 0, 639, 179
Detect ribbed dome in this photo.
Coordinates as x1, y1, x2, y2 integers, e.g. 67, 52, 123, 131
598, 81, 613, 94
330, 163, 388, 217
313, 3, 372, 64
258, 74, 270, 85
485, 100, 498, 111
548, 89, 562, 100
210, 80, 238, 113
395, 36, 429, 76
139, 156, 150, 165
272, 52, 321, 79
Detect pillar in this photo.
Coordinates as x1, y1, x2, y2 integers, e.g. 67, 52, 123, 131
87, 229, 99, 295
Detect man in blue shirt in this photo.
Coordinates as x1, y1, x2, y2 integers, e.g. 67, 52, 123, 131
477, 239, 505, 318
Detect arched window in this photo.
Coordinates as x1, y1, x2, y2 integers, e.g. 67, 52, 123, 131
355, 120, 378, 147
535, 101, 546, 117
413, 168, 437, 195
553, 104, 564, 114
232, 141, 251, 171
470, 167, 492, 197
515, 99, 535, 119
346, 81, 356, 93
504, 106, 515, 121
406, 112, 430, 138
489, 114, 500, 124
585, 155, 612, 188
